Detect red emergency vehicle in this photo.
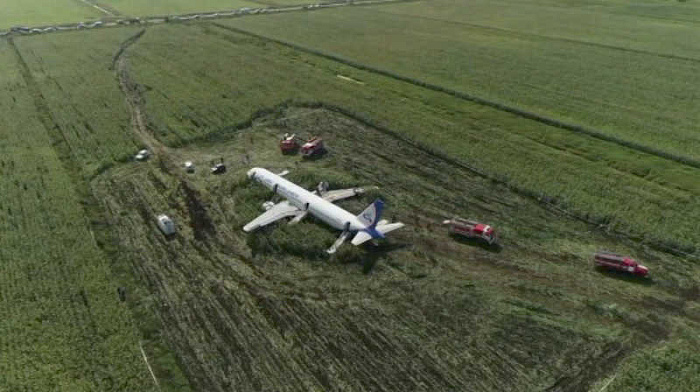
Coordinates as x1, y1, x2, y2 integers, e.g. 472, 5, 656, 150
443, 217, 498, 245
280, 133, 299, 154
301, 136, 325, 158
594, 251, 648, 277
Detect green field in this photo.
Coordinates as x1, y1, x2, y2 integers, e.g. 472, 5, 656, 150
0, 0, 102, 29
223, 2, 700, 162
102, 0, 270, 17
385, 0, 700, 56
2, 0, 700, 391
0, 39, 156, 391
13, 28, 142, 175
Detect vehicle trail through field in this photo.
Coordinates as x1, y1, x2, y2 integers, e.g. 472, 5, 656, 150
113, 29, 182, 174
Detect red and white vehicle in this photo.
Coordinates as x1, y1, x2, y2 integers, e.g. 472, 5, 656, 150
301, 136, 325, 157
280, 133, 299, 154
594, 251, 649, 277
443, 217, 498, 245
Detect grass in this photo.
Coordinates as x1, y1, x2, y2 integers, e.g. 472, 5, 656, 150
222, 3, 700, 162
0, 0, 102, 29
121, 23, 700, 254
0, 39, 156, 391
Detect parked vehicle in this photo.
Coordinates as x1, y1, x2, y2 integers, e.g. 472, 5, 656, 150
301, 136, 325, 158
280, 133, 299, 154
135, 149, 150, 161
594, 251, 648, 276
156, 214, 176, 236
211, 163, 226, 174
443, 217, 498, 245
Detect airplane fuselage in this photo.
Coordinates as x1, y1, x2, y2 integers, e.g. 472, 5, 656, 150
247, 168, 366, 232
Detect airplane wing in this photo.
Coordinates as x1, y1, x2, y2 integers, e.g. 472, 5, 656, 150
243, 201, 301, 232
321, 186, 377, 203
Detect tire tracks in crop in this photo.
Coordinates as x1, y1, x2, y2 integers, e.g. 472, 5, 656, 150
114, 30, 166, 159
212, 23, 700, 172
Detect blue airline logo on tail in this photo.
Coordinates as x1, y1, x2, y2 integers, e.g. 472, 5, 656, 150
358, 199, 385, 239
361, 199, 383, 227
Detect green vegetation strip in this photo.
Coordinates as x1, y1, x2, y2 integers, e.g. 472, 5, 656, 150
213, 22, 700, 171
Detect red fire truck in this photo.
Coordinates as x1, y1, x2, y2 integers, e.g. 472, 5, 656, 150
301, 136, 325, 158
443, 217, 498, 245
280, 133, 299, 154
594, 251, 648, 277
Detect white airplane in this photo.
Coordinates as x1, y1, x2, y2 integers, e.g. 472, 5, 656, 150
243, 168, 405, 254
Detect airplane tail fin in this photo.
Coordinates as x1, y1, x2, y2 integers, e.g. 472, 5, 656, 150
351, 199, 404, 246
357, 199, 384, 229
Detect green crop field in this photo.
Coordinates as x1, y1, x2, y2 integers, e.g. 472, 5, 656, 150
0, 0, 102, 29
223, 2, 700, 162
1, 0, 700, 391
382, 0, 700, 56
13, 28, 143, 175
102, 0, 270, 17
0, 39, 156, 391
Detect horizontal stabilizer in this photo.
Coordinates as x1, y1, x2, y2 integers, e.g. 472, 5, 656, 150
376, 222, 405, 235
351, 230, 373, 246
351, 222, 405, 246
